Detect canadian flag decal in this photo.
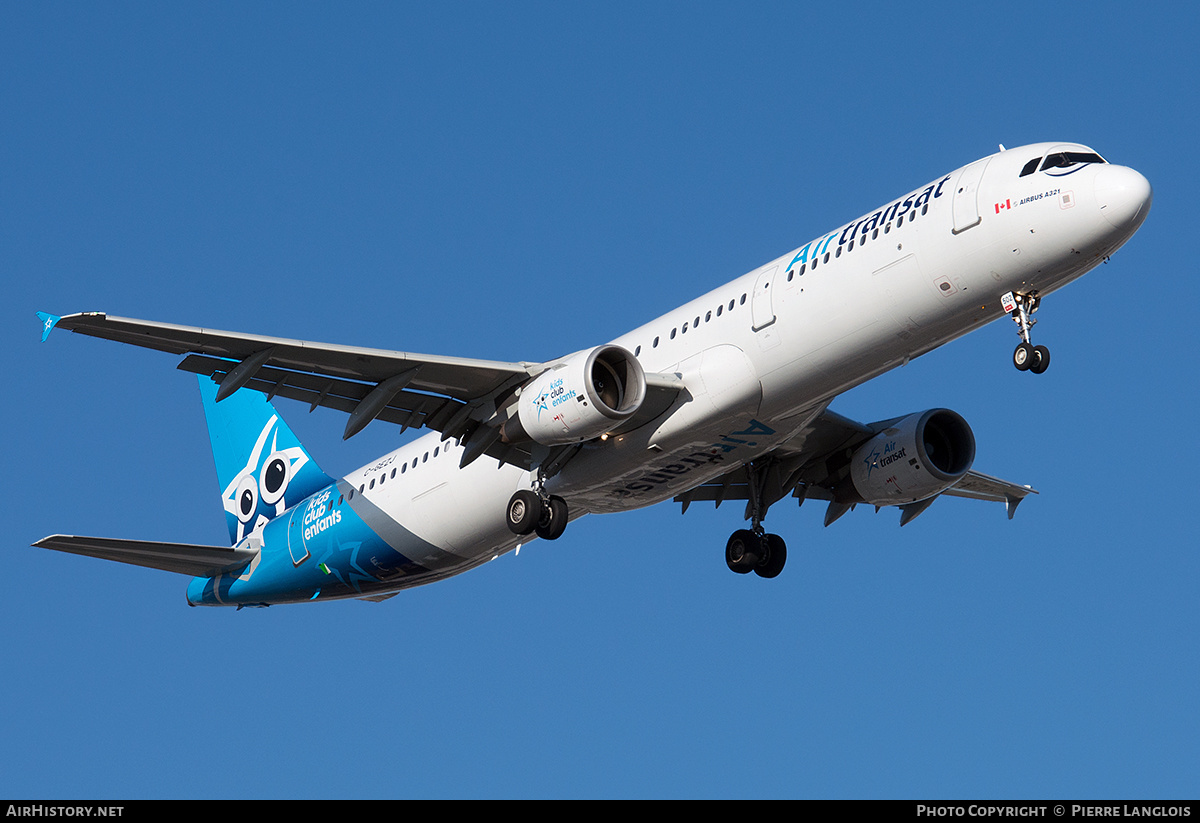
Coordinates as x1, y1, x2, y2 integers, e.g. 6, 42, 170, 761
994, 199, 1012, 214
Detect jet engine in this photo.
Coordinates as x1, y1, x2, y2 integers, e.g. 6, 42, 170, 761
503, 345, 646, 446
846, 409, 975, 505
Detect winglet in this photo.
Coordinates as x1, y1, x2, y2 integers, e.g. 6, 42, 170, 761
36, 311, 61, 342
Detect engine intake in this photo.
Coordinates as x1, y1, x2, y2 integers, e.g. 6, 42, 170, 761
504, 345, 646, 446
847, 409, 975, 506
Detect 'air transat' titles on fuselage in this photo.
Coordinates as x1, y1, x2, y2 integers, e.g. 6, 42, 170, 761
784, 175, 953, 275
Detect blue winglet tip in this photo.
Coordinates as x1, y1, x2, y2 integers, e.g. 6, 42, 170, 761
36, 311, 61, 343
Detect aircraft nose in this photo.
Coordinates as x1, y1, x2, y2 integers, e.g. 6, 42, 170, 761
1094, 164, 1152, 233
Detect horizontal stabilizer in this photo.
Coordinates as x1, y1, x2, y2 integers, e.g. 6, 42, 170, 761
32, 534, 257, 578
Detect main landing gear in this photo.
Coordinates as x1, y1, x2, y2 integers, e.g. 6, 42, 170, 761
1004, 290, 1050, 374
726, 529, 787, 578
506, 488, 569, 541
724, 460, 787, 578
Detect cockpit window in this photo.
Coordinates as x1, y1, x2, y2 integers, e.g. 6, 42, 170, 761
1039, 151, 1106, 171
1019, 158, 1041, 177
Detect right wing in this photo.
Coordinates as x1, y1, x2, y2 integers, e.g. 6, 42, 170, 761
40, 312, 683, 472
676, 407, 1037, 525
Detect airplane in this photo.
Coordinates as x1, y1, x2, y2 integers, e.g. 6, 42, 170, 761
33, 141, 1152, 607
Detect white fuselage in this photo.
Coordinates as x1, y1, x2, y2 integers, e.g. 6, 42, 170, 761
334, 142, 1150, 584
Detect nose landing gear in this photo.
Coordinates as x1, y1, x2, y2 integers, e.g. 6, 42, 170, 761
1003, 290, 1050, 374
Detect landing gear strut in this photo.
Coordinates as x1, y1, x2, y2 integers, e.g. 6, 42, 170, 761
724, 461, 788, 578
1004, 290, 1050, 374
506, 482, 569, 541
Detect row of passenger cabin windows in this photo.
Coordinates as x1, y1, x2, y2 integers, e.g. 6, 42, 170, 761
630, 201, 936, 356
1019, 151, 1106, 178
344, 442, 454, 500
632, 292, 749, 357
785, 201, 929, 281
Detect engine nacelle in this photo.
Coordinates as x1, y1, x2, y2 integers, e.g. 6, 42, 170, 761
505, 345, 646, 446
847, 409, 975, 506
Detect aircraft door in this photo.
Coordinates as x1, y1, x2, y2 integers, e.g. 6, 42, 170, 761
751, 265, 777, 331
287, 506, 310, 566
750, 265, 780, 351
951, 158, 991, 234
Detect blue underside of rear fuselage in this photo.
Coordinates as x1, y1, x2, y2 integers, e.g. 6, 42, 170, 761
186, 482, 451, 606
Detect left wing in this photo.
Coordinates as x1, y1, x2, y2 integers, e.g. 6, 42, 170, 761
676, 407, 1036, 526
39, 312, 682, 472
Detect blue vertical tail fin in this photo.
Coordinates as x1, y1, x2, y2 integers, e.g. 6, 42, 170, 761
197, 377, 334, 545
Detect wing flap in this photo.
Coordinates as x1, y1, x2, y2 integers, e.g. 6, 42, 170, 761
33, 534, 257, 578
178, 354, 539, 469
178, 354, 467, 428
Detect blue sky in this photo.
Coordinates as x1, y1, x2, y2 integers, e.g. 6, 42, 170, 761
4, 2, 1197, 799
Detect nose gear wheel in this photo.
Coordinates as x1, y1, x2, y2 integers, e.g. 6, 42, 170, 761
1004, 290, 1050, 374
